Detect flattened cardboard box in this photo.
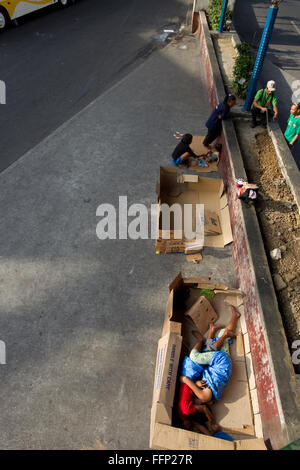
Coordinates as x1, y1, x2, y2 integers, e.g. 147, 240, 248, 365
188, 136, 219, 173
150, 274, 267, 450
156, 167, 232, 253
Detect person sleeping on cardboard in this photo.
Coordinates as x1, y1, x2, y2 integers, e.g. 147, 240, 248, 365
177, 377, 220, 435
179, 305, 241, 405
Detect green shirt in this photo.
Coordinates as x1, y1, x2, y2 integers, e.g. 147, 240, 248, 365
255, 89, 277, 108
284, 114, 300, 144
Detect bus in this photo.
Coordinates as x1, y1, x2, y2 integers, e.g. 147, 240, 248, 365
0, 0, 75, 31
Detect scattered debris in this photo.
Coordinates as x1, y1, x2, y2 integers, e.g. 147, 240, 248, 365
270, 248, 281, 260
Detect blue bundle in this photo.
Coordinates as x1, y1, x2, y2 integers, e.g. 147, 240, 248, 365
181, 351, 232, 401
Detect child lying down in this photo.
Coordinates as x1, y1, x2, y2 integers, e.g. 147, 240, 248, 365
177, 305, 241, 435
177, 377, 220, 436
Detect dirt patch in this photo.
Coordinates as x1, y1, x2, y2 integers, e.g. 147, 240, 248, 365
245, 131, 300, 359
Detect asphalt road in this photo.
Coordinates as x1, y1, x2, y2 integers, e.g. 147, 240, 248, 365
233, 0, 300, 165
0, 0, 191, 172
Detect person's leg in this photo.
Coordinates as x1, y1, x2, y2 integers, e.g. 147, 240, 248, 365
260, 109, 267, 127
251, 107, 260, 127
195, 404, 220, 434
212, 305, 241, 351
226, 305, 241, 332
191, 421, 212, 436
181, 418, 192, 431
203, 127, 220, 148
207, 323, 226, 340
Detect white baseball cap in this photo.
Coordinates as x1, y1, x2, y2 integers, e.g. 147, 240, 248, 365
267, 80, 276, 91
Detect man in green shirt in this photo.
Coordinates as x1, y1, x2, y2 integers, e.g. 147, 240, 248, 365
251, 80, 278, 128
284, 103, 300, 147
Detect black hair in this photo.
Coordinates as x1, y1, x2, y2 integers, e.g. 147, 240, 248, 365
223, 93, 236, 104
181, 133, 193, 145
295, 103, 300, 117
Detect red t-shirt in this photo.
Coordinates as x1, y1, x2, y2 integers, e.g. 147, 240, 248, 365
178, 383, 197, 421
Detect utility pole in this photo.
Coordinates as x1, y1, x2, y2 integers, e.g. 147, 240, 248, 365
218, 0, 228, 33
243, 0, 282, 111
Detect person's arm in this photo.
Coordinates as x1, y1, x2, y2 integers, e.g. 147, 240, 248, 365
187, 146, 198, 159
253, 99, 267, 113
217, 103, 226, 120
273, 104, 278, 120
289, 133, 299, 146
181, 377, 208, 401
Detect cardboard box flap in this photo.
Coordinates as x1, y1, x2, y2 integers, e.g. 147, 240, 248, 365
162, 286, 183, 336
185, 296, 219, 334
184, 241, 204, 252
152, 332, 182, 407
168, 272, 184, 292
235, 438, 267, 450
219, 205, 233, 246
220, 192, 228, 210
204, 211, 222, 235
150, 403, 172, 449
151, 423, 235, 450
183, 277, 212, 285
177, 174, 199, 184
190, 136, 211, 157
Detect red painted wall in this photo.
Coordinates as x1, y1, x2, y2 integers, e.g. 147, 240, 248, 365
198, 19, 284, 449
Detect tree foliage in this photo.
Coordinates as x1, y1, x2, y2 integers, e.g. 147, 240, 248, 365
207, 0, 232, 30
232, 42, 255, 99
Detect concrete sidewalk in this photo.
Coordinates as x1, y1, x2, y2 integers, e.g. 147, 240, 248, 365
0, 33, 236, 449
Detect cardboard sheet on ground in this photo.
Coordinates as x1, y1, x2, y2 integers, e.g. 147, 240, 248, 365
188, 136, 219, 173
150, 274, 266, 451
185, 296, 219, 335
156, 167, 233, 253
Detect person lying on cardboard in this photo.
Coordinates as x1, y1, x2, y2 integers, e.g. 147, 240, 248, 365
179, 305, 241, 409
177, 377, 220, 436
171, 133, 220, 168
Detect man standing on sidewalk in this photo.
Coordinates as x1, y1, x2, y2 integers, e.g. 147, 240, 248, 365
251, 80, 278, 128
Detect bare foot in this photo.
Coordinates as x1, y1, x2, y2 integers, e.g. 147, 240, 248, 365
211, 423, 220, 434
208, 323, 225, 336
224, 328, 237, 338
229, 305, 241, 319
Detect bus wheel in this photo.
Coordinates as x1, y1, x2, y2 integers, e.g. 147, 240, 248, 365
0, 9, 9, 31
